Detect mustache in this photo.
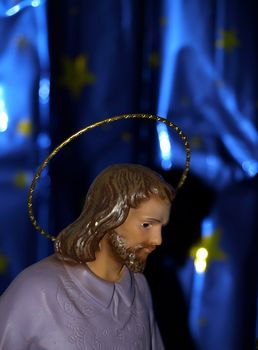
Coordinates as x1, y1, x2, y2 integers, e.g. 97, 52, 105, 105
134, 244, 156, 251
111, 231, 156, 252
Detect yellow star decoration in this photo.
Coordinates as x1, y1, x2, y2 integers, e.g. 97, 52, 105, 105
120, 131, 132, 143
16, 119, 32, 136
149, 52, 160, 68
101, 124, 112, 132
190, 228, 226, 264
0, 254, 8, 274
190, 136, 202, 149
198, 318, 208, 327
159, 17, 167, 26
68, 7, 79, 16
214, 79, 225, 88
216, 30, 240, 52
60, 55, 96, 98
180, 96, 191, 107
13, 172, 31, 188
16, 35, 29, 49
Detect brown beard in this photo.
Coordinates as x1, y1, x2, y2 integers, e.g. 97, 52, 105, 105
108, 231, 147, 273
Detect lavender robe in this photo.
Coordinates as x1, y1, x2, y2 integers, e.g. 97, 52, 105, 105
0, 255, 164, 349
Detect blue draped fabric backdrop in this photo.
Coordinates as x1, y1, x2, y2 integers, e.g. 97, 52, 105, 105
0, 1, 257, 349
0, 0, 52, 292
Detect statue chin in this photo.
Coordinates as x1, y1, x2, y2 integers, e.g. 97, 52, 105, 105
109, 231, 146, 273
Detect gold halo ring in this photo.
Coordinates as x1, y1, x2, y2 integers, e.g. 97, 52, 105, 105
28, 114, 190, 241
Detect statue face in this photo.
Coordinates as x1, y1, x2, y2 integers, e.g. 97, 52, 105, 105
108, 196, 171, 272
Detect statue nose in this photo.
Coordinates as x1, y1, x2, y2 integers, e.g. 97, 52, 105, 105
150, 228, 162, 246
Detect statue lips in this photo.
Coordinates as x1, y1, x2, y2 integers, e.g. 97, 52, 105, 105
143, 246, 156, 254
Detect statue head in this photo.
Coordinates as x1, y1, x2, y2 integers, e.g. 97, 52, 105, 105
55, 164, 175, 264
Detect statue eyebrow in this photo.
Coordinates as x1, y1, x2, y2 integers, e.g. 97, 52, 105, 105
142, 217, 169, 225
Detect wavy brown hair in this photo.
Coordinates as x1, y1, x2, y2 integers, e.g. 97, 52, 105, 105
55, 164, 175, 263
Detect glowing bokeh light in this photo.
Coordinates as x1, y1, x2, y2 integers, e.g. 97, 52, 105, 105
31, 0, 41, 7
0, 87, 8, 132
201, 217, 214, 237
6, 4, 20, 16
0, 112, 8, 132
37, 132, 51, 149
5, 1, 43, 17
156, 0, 179, 170
194, 246, 209, 274
242, 159, 258, 177
194, 259, 207, 273
196, 247, 208, 260
157, 123, 172, 170
39, 78, 50, 103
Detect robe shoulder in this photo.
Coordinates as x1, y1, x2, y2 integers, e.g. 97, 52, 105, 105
0, 255, 63, 300
0, 255, 67, 349
0, 255, 65, 323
